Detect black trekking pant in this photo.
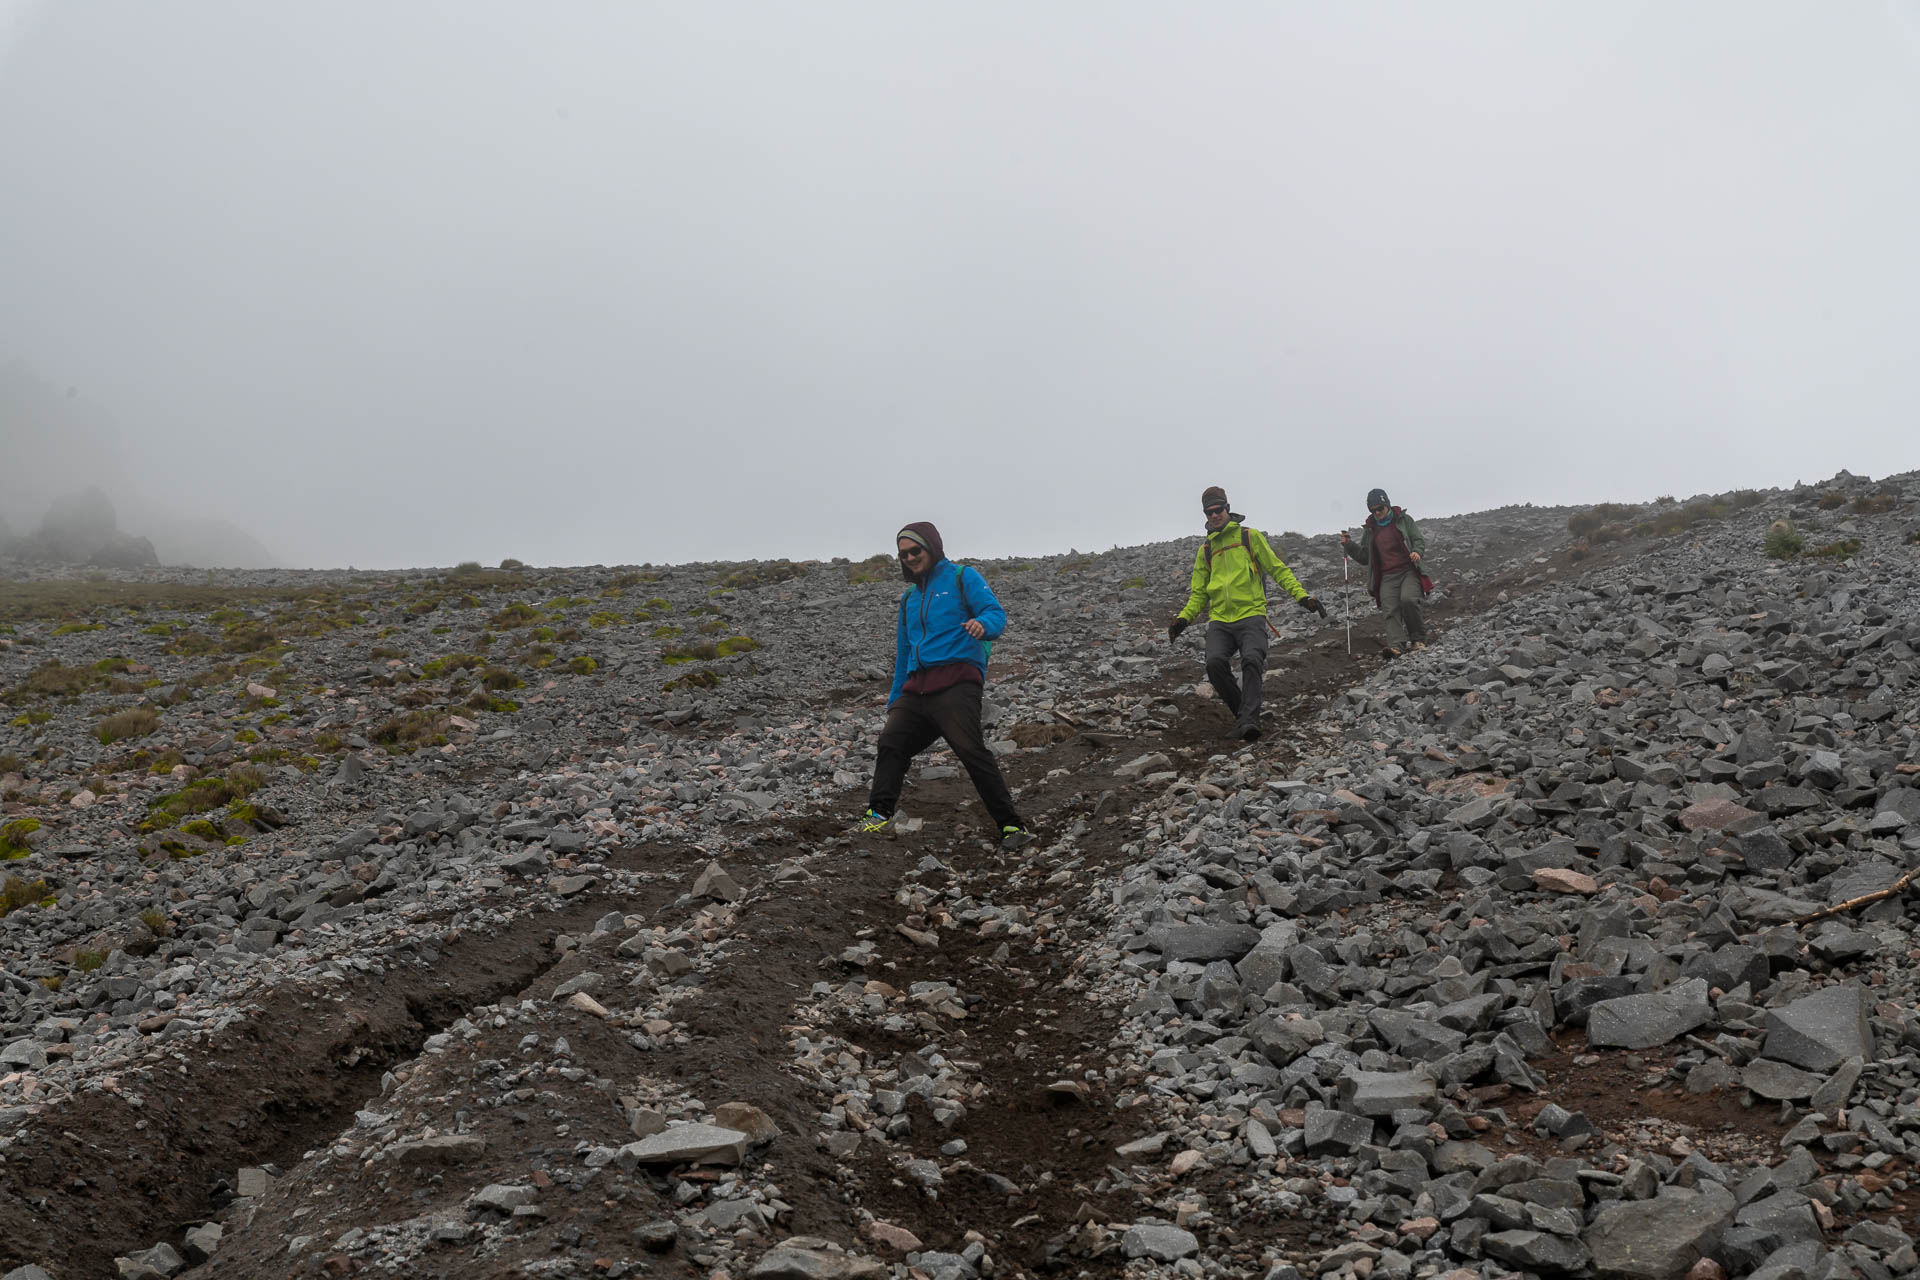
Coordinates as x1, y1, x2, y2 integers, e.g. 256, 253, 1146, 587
1205, 617, 1269, 736
868, 682, 1023, 831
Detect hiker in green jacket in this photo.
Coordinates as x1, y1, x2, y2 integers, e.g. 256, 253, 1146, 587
1340, 486, 1429, 657
1168, 486, 1320, 741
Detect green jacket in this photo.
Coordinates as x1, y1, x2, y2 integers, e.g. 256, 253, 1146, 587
1178, 519, 1307, 625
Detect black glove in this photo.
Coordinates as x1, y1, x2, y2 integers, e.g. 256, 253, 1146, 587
1298, 595, 1323, 615
1168, 617, 1189, 643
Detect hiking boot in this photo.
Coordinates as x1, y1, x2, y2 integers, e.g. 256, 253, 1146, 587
1381, 645, 1403, 659
854, 808, 891, 835
1240, 726, 1262, 742
1413, 641, 1428, 650
1000, 825, 1036, 850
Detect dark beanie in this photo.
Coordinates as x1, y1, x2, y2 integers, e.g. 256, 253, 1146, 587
1201, 486, 1228, 510
1367, 488, 1390, 509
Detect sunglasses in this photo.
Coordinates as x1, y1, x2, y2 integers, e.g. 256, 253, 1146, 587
1204, 505, 1228, 517
898, 546, 928, 560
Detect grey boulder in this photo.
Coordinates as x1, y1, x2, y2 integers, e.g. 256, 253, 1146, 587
1761, 984, 1875, 1072
1584, 1182, 1735, 1280
1586, 979, 1712, 1050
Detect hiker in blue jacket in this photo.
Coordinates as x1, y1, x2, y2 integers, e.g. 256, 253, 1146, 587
858, 521, 1033, 847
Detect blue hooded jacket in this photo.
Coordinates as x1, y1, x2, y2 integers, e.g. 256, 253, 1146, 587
889, 558, 1005, 707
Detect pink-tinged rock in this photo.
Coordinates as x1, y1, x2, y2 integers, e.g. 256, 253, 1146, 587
1678, 799, 1762, 832
1687, 1257, 1728, 1280
1169, 1148, 1206, 1176
864, 1220, 922, 1252
1402, 1217, 1441, 1241
1533, 867, 1598, 894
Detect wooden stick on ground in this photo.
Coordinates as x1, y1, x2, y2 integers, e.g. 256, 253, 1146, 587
1793, 866, 1920, 928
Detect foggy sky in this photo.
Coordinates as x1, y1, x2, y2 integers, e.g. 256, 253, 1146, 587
2, 2, 1917, 570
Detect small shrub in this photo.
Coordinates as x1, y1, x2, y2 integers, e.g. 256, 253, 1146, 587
74, 949, 108, 972
140, 766, 268, 830
489, 602, 543, 628
451, 561, 486, 576
1653, 495, 1676, 506
1905, 530, 1920, 546
588, 611, 622, 629
715, 635, 759, 658
847, 554, 893, 585
644, 597, 672, 613
662, 640, 718, 664
465, 691, 517, 713
0, 753, 21, 775
1121, 576, 1147, 590
14, 661, 94, 698
1811, 538, 1862, 559
51, 621, 104, 636
139, 908, 172, 936
97, 707, 160, 744
523, 644, 557, 669
652, 624, 681, 640
370, 709, 450, 752
166, 631, 222, 657
499, 558, 526, 571
92, 656, 135, 674
565, 655, 598, 675
1852, 493, 1897, 515
555, 625, 583, 644
1729, 490, 1766, 510
714, 561, 810, 589
1590, 524, 1626, 544
0, 874, 50, 917
662, 669, 720, 692
221, 624, 277, 654
1569, 545, 1591, 562
1764, 522, 1805, 560
0, 817, 42, 858
1815, 491, 1848, 510
420, 653, 484, 679
10, 710, 50, 728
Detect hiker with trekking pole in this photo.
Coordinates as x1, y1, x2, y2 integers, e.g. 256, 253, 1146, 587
1168, 487, 1322, 742
1340, 487, 1431, 658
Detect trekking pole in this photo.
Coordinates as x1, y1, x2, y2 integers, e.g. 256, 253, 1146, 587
1342, 548, 1352, 655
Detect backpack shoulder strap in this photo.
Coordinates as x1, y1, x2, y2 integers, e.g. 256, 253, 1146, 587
1202, 529, 1254, 573
951, 562, 972, 616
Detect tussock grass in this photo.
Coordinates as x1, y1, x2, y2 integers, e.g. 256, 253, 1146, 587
1811, 538, 1862, 559
140, 766, 267, 831
371, 709, 450, 752
0, 874, 51, 917
97, 707, 160, 744
1815, 491, 1848, 510
1568, 503, 1641, 536
0, 817, 41, 859
1852, 494, 1898, 515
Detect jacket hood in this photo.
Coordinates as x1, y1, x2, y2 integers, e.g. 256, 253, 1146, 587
897, 521, 945, 583
1209, 511, 1245, 530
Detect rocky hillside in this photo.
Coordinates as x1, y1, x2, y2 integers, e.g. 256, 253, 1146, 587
0, 472, 1916, 1280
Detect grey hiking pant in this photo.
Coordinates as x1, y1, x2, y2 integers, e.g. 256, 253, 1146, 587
1380, 569, 1427, 648
1205, 617, 1269, 735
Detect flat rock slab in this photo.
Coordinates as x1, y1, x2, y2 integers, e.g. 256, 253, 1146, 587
1534, 867, 1598, 894
622, 1123, 750, 1167
1587, 979, 1712, 1051
1762, 985, 1875, 1072
393, 1134, 488, 1166
1741, 1059, 1825, 1101
1121, 1223, 1200, 1262
1678, 799, 1764, 833
1483, 1229, 1591, 1274
1147, 922, 1261, 962
746, 1238, 887, 1280
1341, 1068, 1438, 1117
1585, 1183, 1736, 1280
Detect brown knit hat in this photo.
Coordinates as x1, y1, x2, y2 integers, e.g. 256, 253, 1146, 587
1201, 486, 1228, 510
